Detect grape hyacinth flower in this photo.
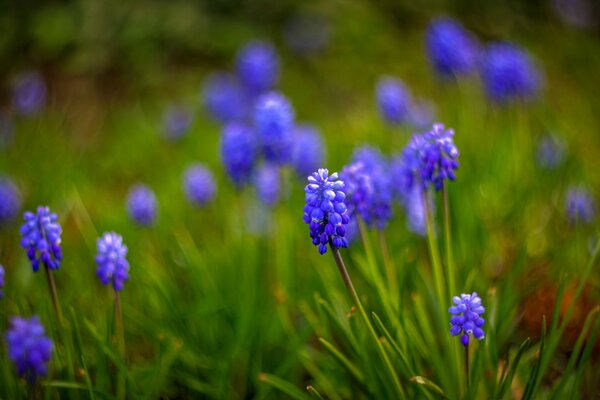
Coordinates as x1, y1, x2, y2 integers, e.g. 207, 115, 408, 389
126, 184, 157, 226
421, 123, 460, 191
96, 232, 130, 291
183, 164, 217, 207
303, 169, 349, 254
565, 186, 596, 225
6, 316, 53, 383
408, 99, 436, 130
405, 186, 428, 236
20, 207, 63, 271
236, 41, 279, 94
255, 164, 281, 206
163, 106, 192, 140
537, 134, 566, 169
0, 264, 4, 299
254, 92, 295, 164
291, 124, 326, 178
202, 73, 247, 123
340, 162, 374, 222
0, 177, 21, 225
480, 43, 542, 103
376, 76, 411, 125
426, 17, 478, 78
221, 122, 257, 187
449, 292, 485, 346
11, 72, 47, 115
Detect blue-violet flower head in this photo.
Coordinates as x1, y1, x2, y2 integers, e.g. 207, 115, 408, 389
0, 264, 4, 299
183, 164, 217, 207
220, 122, 257, 188
255, 164, 281, 206
236, 41, 279, 94
202, 73, 247, 123
291, 124, 326, 178
565, 186, 596, 225
163, 106, 192, 140
449, 292, 485, 346
0, 177, 21, 225
421, 123, 460, 190
96, 232, 130, 291
376, 76, 411, 125
254, 91, 295, 164
426, 17, 478, 78
6, 316, 53, 383
537, 134, 566, 169
126, 184, 157, 226
12, 72, 47, 115
19, 207, 63, 272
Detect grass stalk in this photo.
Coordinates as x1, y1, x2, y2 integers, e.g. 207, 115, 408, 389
423, 190, 446, 309
442, 184, 457, 297
114, 290, 126, 400
44, 264, 62, 326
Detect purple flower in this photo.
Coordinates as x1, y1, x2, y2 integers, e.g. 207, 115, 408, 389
480, 43, 542, 103
449, 292, 485, 346
421, 123, 460, 190
408, 99, 436, 130
253, 92, 295, 164
12, 72, 47, 115
426, 17, 478, 78
291, 124, 326, 178
537, 134, 566, 169
340, 162, 374, 222
163, 106, 192, 140
254, 164, 281, 206
202, 73, 247, 123
19, 207, 63, 272
0, 264, 4, 299
565, 186, 596, 225
126, 184, 157, 226
404, 186, 428, 236
6, 316, 53, 382
376, 76, 411, 125
96, 232, 130, 291
303, 169, 349, 254
183, 164, 217, 207
220, 122, 257, 187
236, 41, 279, 94
0, 177, 21, 225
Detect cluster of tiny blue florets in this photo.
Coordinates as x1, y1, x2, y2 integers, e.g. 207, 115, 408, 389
12, 72, 47, 116
421, 123, 460, 190
303, 169, 349, 254
254, 91, 295, 164
0, 265, 4, 299
426, 17, 478, 78
291, 124, 326, 179
255, 164, 281, 206
0, 177, 21, 225
376, 77, 411, 125
565, 186, 596, 225
537, 134, 565, 169
126, 184, 157, 226
449, 292, 485, 346
184, 164, 217, 207
202, 73, 247, 123
5, 316, 53, 383
220, 123, 257, 188
340, 162, 374, 222
96, 232, 130, 291
19, 207, 63, 271
236, 41, 280, 94
163, 105, 192, 141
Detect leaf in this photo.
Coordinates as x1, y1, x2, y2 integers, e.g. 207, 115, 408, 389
318, 338, 366, 387
522, 316, 546, 400
496, 337, 531, 399
306, 385, 325, 400
371, 312, 412, 374
258, 373, 312, 400
410, 376, 448, 399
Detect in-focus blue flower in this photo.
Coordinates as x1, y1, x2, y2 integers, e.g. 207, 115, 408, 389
303, 169, 349, 254
183, 164, 217, 207
426, 17, 478, 78
449, 292, 485, 346
565, 186, 596, 225
12, 72, 47, 115
19, 207, 63, 272
0, 264, 4, 299
376, 76, 411, 125
202, 73, 247, 123
537, 134, 566, 169
126, 184, 157, 226
254, 92, 295, 164
96, 232, 130, 291
291, 124, 326, 178
255, 164, 281, 206
480, 43, 542, 103
340, 162, 374, 222
0, 177, 21, 225
6, 316, 53, 383
221, 122, 257, 187
236, 41, 279, 94
421, 123, 460, 190
163, 106, 192, 140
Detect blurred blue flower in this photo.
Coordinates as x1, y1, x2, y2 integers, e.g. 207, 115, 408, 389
0, 177, 21, 225
291, 124, 326, 179
19, 207, 63, 272
421, 123, 460, 191
12, 72, 47, 115
565, 186, 596, 225
376, 76, 411, 125
96, 232, 130, 291
126, 184, 157, 226
426, 17, 478, 78
405, 186, 428, 236
0, 264, 4, 299
236, 41, 279, 94
537, 134, 566, 169
255, 164, 280, 206
340, 162, 374, 222
408, 99, 436, 130
6, 316, 53, 383
303, 169, 349, 254
480, 43, 542, 103
220, 122, 257, 188
254, 92, 295, 164
184, 164, 217, 207
202, 73, 247, 123
163, 106, 192, 140
449, 292, 485, 346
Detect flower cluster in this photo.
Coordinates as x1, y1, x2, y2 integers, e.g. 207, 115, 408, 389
126, 184, 157, 226
12, 72, 47, 115
426, 17, 478, 78
255, 164, 281, 206
0, 264, 4, 299
163, 106, 192, 141
340, 162, 374, 221
421, 123, 460, 190
376, 77, 411, 125
253, 92, 295, 164
303, 169, 349, 254
6, 316, 53, 383
202, 73, 247, 123
565, 186, 596, 225
220, 123, 257, 187
449, 292, 485, 346
183, 164, 217, 207
537, 134, 565, 169
96, 232, 130, 291
236, 41, 280, 93
0, 177, 21, 225
20, 207, 63, 271
291, 124, 326, 179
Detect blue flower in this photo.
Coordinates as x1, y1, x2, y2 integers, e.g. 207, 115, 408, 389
408, 99, 436, 130
303, 169, 349, 254
421, 123, 460, 190
253, 92, 295, 164
565, 186, 596, 225
404, 186, 428, 236
19, 207, 63, 272
0, 177, 21, 225
426, 17, 478, 78
537, 134, 566, 169
236, 41, 279, 94
449, 292, 485, 346
0, 264, 4, 299
126, 184, 157, 226
220, 122, 257, 187
376, 76, 411, 125
202, 73, 247, 123
480, 43, 542, 103
291, 124, 326, 178
6, 316, 53, 383
96, 232, 130, 291
184, 164, 217, 207
340, 162, 374, 222
12, 72, 47, 115
254, 164, 281, 206
163, 106, 192, 140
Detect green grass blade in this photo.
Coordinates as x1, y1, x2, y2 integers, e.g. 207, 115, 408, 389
258, 373, 312, 400
306, 385, 325, 400
410, 376, 449, 399
318, 337, 366, 387
496, 337, 531, 399
522, 316, 546, 400
67, 308, 95, 400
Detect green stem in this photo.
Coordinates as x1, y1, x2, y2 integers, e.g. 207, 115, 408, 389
465, 343, 470, 390
442, 184, 457, 298
423, 190, 446, 307
44, 264, 62, 326
115, 290, 126, 400
330, 244, 405, 398
378, 229, 398, 309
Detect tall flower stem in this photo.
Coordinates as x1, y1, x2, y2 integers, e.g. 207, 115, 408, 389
423, 190, 446, 308
465, 343, 470, 390
114, 290, 126, 400
442, 184, 457, 298
330, 243, 405, 398
378, 229, 399, 309
44, 264, 62, 325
